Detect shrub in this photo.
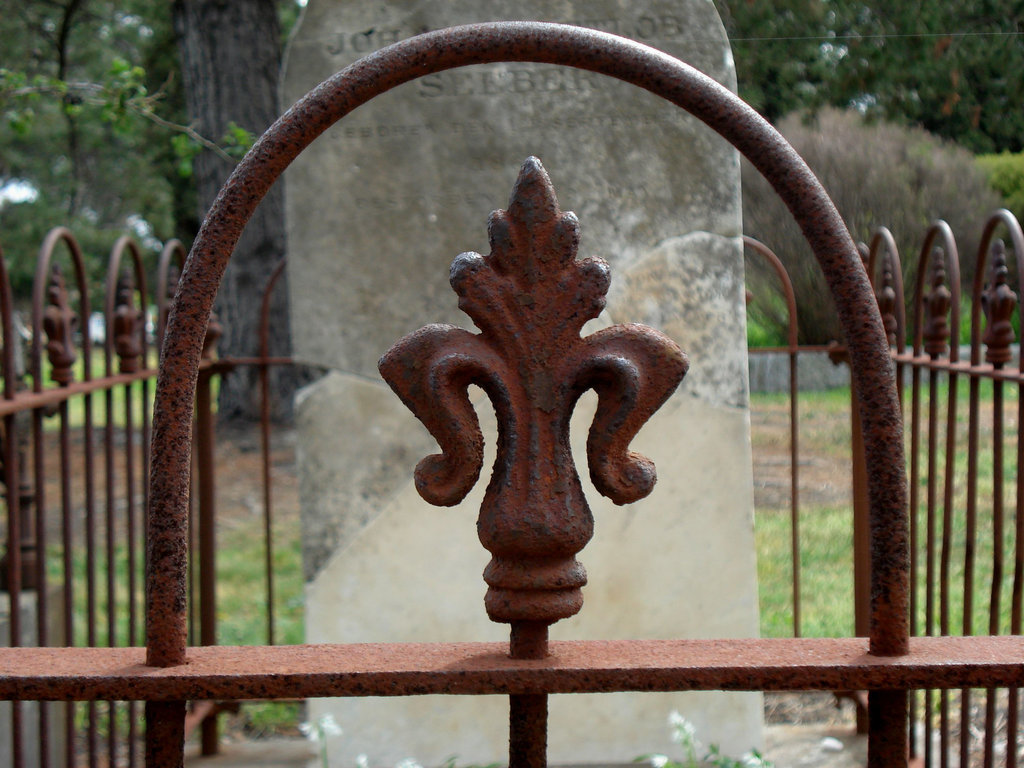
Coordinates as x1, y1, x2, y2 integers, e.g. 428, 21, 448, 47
743, 108, 1002, 345
977, 151, 1024, 223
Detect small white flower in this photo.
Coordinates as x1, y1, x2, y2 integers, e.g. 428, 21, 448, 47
667, 711, 697, 746
394, 759, 423, 768
649, 754, 670, 768
356, 754, 370, 768
741, 752, 771, 768
320, 714, 343, 738
299, 714, 343, 743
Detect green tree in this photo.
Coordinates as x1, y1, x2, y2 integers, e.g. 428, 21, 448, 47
173, 0, 307, 422
714, 0, 839, 122
0, 0, 187, 295
1, 0, 307, 420
716, 1, 1024, 153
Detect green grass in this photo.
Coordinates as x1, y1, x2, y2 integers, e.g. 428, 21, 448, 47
753, 381, 1024, 640
215, 513, 305, 736
756, 504, 854, 638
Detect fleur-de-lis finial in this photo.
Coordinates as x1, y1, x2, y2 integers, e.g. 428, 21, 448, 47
982, 240, 1017, 366
114, 273, 144, 373
43, 265, 77, 386
379, 158, 687, 648
923, 249, 951, 359
877, 258, 898, 346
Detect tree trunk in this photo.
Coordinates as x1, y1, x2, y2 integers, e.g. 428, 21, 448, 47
172, 0, 307, 422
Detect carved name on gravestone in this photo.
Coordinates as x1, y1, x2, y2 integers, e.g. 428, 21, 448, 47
284, 2, 761, 765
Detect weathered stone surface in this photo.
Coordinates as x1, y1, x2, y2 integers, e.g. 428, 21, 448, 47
283, 0, 739, 378
305, 393, 761, 766
286, 0, 759, 763
609, 232, 748, 407
295, 371, 440, 579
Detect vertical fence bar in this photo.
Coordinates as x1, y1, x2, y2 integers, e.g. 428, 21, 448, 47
196, 366, 218, 755
4, 402, 23, 768
103, 292, 119, 765
30, 398, 50, 768
108, 236, 149, 768
59, 397, 75, 768
981, 227, 1022, 768
0, 243, 25, 768
742, 237, 802, 636
1009, 213, 1024, 768
83, 380, 97, 768
1012, 325, 1024, 768
508, 622, 549, 768
259, 258, 286, 646
923, 249, 953, 768
908, 355, 923, 761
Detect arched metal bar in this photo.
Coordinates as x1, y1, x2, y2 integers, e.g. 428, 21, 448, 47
147, 21, 908, 765
901, 221, 961, 766
32, 228, 92, 392
967, 211, 1024, 368
31, 225, 93, 768
867, 227, 907, 356
105, 235, 151, 765
105, 236, 150, 376
156, 240, 187, 355
970, 210, 1024, 363
969, 209, 1024, 767
910, 223, 960, 362
742, 236, 801, 637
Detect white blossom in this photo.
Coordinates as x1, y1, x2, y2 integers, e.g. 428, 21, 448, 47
299, 714, 343, 743
320, 714, 343, 738
667, 711, 697, 747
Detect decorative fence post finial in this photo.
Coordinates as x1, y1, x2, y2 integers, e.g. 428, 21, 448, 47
379, 157, 688, 654
982, 240, 1017, 366
43, 265, 77, 387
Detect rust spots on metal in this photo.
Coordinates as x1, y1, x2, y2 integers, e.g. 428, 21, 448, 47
4, 637, 1024, 702
379, 158, 687, 628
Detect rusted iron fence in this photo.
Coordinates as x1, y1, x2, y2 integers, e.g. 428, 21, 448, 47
1, 20, 1023, 768
747, 208, 1024, 767
0, 228, 288, 766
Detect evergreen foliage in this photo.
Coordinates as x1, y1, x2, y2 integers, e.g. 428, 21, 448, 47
716, 0, 1024, 153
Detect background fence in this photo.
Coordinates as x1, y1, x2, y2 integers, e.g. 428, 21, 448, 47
0, 228, 289, 767
747, 209, 1024, 767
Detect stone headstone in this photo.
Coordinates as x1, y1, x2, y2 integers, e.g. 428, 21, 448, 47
284, 3, 761, 765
